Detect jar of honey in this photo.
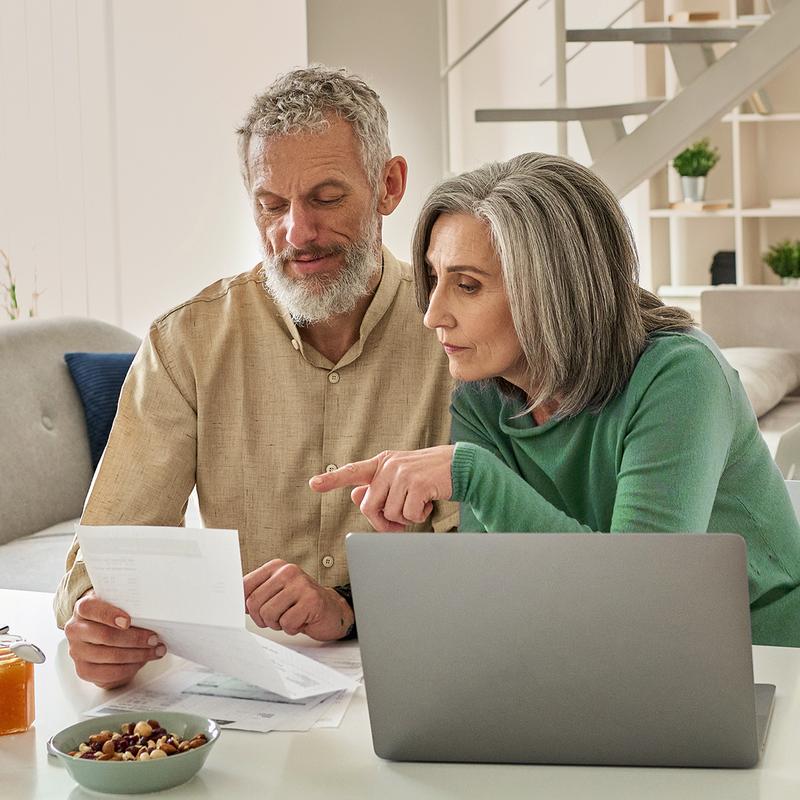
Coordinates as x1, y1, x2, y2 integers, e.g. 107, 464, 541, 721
0, 645, 35, 735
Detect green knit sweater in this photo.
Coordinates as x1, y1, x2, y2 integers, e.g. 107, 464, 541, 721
450, 328, 800, 647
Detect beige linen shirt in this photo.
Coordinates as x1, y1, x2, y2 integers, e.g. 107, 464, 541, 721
54, 248, 456, 626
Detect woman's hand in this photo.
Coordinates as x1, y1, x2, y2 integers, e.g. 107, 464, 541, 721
309, 445, 456, 532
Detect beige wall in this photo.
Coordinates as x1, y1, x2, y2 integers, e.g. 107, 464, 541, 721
306, 0, 445, 262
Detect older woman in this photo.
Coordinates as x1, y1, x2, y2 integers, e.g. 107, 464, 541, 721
311, 153, 800, 647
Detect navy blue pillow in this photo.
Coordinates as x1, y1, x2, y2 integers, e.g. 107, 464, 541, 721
64, 352, 135, 469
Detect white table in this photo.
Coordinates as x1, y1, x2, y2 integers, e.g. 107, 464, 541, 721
2, 588, 800, 799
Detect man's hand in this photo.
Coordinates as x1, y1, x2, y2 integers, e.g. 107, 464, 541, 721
309, 446, 455, 531
63, 590, 166, 689
243, 560, 354, 642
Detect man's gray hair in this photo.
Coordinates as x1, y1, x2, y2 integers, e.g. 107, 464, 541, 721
412, 152, 693, 418
236, 65, 391, 192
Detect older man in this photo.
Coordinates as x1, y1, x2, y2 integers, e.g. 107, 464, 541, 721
55, 66, 455, 688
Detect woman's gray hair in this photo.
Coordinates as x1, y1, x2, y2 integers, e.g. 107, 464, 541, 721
412, 152, 693, 418
236, 65, 391, 192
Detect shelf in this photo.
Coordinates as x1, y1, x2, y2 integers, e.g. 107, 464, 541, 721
649, 208, 800, 218
645, 9, 798, 296
649, 208, 736, 218
741, 208, 800, 217
722, 112, 800, 122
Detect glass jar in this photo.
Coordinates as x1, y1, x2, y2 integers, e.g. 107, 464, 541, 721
0, 646, 35, 735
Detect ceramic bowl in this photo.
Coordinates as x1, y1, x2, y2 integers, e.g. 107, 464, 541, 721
47, 710, 220, 795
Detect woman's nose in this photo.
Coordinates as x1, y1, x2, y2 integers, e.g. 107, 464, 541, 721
423, 285, 453, 330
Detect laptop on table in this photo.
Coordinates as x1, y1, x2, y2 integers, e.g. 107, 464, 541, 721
346, 533, 775, 768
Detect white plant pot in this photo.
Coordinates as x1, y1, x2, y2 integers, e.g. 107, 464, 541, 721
781, 277, 800, 286
681, 176, 706, 202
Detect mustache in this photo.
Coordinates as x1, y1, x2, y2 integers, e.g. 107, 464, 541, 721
272, 243, 347, 266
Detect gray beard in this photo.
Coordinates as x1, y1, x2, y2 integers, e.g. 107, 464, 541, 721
261, 223, 380, 326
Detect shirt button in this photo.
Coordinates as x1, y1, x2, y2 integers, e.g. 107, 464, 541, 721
325, 464, 337, 473
291, 339, 300, 350
328, 371, 340, 384
321, 555, 335, 568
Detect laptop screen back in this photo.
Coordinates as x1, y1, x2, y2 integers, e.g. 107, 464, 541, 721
346, 532, 759, 767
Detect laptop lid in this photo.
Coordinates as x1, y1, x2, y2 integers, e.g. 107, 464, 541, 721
346, 532, 762, 767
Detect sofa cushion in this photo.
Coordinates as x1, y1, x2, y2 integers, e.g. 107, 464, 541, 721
64, 352, 135, 469
721, 347, 800, 418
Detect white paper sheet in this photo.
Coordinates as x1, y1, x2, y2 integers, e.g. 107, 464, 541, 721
77, 525, 356, 700
85, 660, 360, 733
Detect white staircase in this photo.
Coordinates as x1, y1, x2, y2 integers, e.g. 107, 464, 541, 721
476, 100, 665, 161
471, 0, 800, 199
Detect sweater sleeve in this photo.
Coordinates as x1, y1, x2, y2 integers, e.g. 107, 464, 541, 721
449, 388, 582, 532
451, 442, 594, 532
449, 391, 502, 533
450, 341, 737, 535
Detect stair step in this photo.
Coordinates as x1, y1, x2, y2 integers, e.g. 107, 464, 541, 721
591, 0, 800, 199
475, 99, 664, 123
566, 25, 754, 44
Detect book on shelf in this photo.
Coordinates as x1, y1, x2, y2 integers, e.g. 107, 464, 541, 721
769, 197, 800, 210
669, 199, 732, 212
667, 11, 720, 22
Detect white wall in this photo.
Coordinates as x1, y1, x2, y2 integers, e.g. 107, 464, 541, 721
306, 0, 444, 262
0, 0, 115, 323
0, 0, 306, 335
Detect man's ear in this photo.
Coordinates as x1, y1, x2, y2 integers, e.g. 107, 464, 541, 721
376, 156, 408, 217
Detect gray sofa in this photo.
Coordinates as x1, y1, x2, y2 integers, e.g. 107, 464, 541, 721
700, 287, 800, 480
0, 317, 140, 591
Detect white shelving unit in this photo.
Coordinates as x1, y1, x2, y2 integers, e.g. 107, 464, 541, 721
645, 1, 800, 319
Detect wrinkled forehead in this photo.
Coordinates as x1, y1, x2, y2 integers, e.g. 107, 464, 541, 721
426, 213, 498, 267
246, 118, 369, 194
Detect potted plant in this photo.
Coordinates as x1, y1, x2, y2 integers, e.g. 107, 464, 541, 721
673, 138, 720, 202
763, 239, 800, 286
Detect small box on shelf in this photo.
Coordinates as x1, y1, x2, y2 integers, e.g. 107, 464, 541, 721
769, 198, 800, 210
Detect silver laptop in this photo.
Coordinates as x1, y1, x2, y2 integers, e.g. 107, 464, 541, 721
346, 532, 775, 768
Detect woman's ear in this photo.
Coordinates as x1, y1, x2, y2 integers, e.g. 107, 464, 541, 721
376, 156, 408, 216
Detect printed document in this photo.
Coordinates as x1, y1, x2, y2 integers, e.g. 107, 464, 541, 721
84, 641, 363, 732
77, 525, 356, 700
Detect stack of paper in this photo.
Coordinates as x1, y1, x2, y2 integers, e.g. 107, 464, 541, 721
78, 525, 360, 732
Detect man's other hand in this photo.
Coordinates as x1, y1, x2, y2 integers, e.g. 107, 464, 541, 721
243, 560, 354, 641
63, 590, 166, 689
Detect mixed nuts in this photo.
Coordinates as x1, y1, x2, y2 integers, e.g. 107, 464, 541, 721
69, 719, 208, 761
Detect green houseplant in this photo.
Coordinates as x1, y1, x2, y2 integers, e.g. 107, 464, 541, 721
672, 138, 720, 202
763, 239, 800, 285
1, 249, 41, 319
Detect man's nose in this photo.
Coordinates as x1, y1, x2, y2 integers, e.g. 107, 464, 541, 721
285, 203, 318, 250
